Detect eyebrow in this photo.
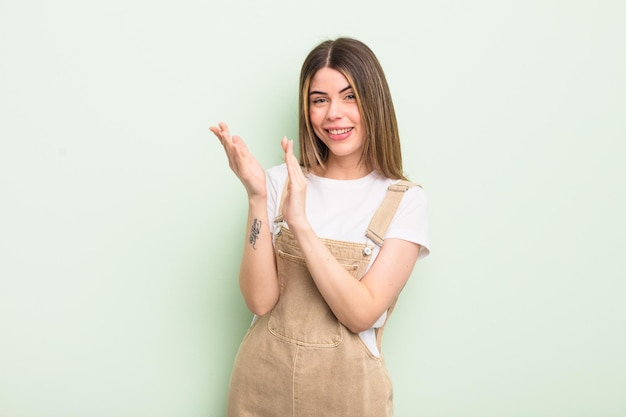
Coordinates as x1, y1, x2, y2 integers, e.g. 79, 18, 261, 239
309, 85, 353, 96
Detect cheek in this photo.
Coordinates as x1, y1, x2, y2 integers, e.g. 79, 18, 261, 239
309, 108, 324, 125
348, 107, 361, 124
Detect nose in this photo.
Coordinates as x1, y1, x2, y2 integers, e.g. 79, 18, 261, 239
326, 100, 343, 120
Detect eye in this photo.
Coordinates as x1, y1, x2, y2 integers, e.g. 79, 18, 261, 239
311, 97, 328, 105
345, 93, 356, 101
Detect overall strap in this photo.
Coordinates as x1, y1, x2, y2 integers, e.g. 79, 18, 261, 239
367, 180, 419, 350
365, 180, 418, 246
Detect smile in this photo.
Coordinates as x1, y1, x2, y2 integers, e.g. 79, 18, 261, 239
327, 127, 353, 135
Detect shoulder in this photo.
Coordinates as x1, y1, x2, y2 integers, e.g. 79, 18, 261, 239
401, 182, 428, 206
383, 179, 430, 259
391, 180, 428, 222
378, 176, 428, 207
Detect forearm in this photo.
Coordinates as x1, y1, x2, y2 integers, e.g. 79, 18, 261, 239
238, 196, 279, 316
208, 122, 280, 314
289, 223, 378, 333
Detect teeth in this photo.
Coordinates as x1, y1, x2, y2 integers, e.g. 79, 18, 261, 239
328, 128, 351, 135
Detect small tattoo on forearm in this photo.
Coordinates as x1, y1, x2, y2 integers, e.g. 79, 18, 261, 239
249, 218, 262, 249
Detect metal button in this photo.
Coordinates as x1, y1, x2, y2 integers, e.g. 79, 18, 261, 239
363, 247, 372, 256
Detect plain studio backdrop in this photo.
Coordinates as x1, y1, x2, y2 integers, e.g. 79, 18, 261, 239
1, 1, 625, 416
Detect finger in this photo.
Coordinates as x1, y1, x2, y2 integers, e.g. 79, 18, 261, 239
282, 137, 295, 167
282, 137, 295, 176
208, 124, 225, 144
208, 125, 222, 141
217, 122, 230, 137
281, 136, 290, 153
288, 140, 301, 171
282, 137, 297, 163
209, 122, 233, 145
283, 139, 304, 187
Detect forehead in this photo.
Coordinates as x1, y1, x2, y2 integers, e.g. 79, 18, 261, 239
309, 67, 351, 92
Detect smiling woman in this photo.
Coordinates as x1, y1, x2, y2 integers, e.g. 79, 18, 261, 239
298, 38, 406, 182
209, 37, 430, 417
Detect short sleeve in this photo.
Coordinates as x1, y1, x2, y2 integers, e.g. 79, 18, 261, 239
384, 185, 430, 260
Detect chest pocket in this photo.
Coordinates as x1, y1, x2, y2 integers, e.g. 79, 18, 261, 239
268, 249, 363, 347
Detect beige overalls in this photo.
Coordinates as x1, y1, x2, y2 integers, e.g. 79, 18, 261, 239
227, 181, 416, 417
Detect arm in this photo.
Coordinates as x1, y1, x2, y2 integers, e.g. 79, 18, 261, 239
280, 139, 420, 333
209, 122, 279, 315
238, 196, 279, 315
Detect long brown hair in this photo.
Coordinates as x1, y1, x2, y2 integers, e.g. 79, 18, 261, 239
298, 37, 406, 180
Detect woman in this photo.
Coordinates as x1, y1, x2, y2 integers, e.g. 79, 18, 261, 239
209, 37, 429, 417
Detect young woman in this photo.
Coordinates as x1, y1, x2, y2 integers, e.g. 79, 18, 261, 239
209, 37, 430, 417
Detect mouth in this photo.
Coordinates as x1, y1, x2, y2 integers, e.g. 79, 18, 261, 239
326, 127, 353, 135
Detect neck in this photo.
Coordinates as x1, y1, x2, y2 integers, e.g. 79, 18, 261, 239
313, 158, 372, 180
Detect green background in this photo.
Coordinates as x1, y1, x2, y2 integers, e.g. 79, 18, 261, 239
1, 1, 625, 416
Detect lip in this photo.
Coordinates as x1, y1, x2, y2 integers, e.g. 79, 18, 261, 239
325, 127, 353, 141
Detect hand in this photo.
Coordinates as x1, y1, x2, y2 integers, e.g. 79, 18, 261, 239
209, 122, 266, 199
280, 137, 309, 229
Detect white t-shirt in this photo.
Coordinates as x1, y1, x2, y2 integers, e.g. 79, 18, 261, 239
265, 164, 430, 356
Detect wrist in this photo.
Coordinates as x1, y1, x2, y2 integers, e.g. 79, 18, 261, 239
248, 194, 267, 208
286, 217, 313, 236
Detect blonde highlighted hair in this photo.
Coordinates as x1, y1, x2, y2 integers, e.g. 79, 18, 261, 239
298, 37, 406, 180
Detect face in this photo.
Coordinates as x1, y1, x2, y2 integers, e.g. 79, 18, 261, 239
308, 67, 365, 167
